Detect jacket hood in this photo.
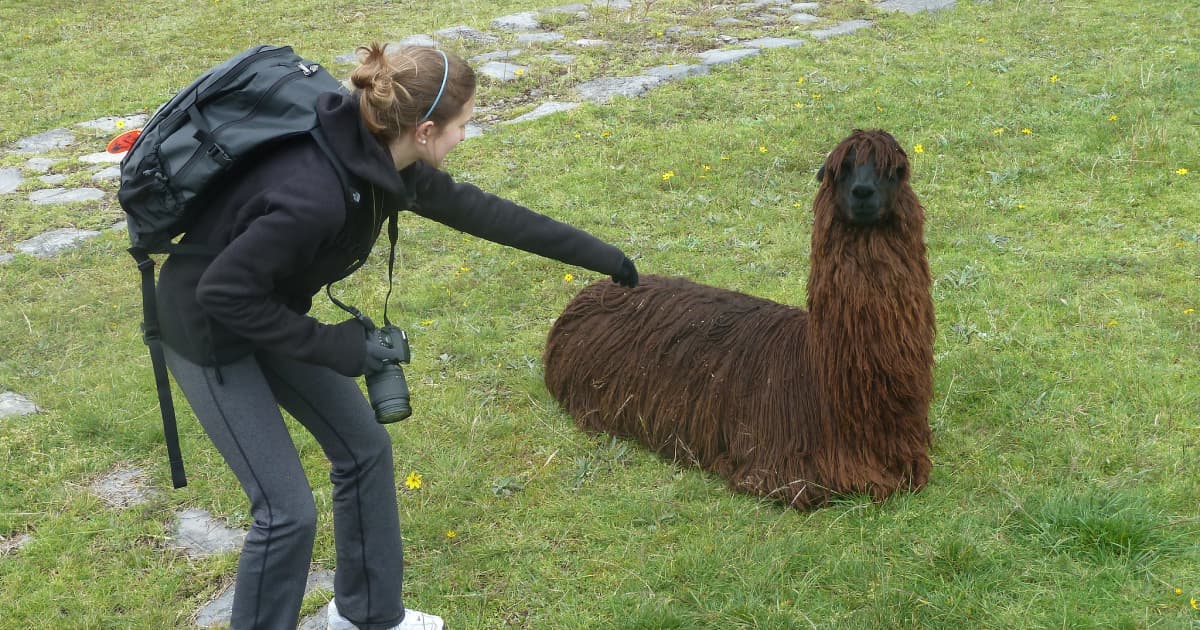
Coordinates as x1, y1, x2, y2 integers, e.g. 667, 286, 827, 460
316, 91, 409, 197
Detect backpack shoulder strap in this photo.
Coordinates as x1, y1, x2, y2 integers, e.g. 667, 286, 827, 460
128, 248, 188, 489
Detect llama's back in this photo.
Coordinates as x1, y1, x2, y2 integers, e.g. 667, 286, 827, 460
543, 274, 812, 473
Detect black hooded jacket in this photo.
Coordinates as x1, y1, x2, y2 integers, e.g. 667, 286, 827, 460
155, 91, 627, 376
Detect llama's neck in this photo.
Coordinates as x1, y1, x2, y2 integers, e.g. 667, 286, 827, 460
805, 219, 934, 437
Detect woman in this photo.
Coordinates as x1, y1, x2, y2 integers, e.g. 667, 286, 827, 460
156, 43, 638, 630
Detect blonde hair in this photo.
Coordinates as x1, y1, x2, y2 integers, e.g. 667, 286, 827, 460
349, 42, 475, 142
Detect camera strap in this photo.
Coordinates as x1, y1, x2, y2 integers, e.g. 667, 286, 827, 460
324, 184, 400, 333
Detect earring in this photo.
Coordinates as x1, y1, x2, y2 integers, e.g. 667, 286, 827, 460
420, 139, 427, 144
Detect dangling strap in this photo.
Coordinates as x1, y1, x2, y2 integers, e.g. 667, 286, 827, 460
382, 209, 399, 328
129, 247, 187, 489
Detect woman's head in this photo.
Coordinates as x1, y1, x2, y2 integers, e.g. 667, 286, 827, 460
350, 43, 476, 167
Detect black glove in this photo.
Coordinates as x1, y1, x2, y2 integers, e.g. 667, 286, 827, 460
360, 328, 408, 376
611, 256, 639, 288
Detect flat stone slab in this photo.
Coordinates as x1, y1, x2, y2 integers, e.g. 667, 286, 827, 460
576, 75, 663, 104
92, 166, 122, 181
0, 533, 33, 555
387, 35, 440, 49
90, 467, 156, 508
197, 569, 334, 628
737, 0, 790, 8
11, 128, 74, 154
0, 168, 21, 194
173, 508, 246, 558
76, 114, 147, 133
477, 61, 529, 82
810, 19, 874, 40
39, 174, 68, 186
591, 0, 632, 8
434, 25, 499, 44
517, 32, 565, 45
25, 157, 63, 173
787, 12, 821, 24
742, 37, 807, 49
0, 254, 14, 264
15, 228, 102, 257
29, 187, 106, 205
573, 38, 612, 48
492, 11, 541, 32
470, 49, 523, 64
878, 0, 956, 12
645, 63, 710, 81
696, 48, 762, 66
504, 101, 581, 124
79, 151, 124, 164
0, 392, 39, 419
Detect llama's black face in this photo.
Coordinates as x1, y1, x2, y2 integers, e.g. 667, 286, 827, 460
817, 130, 910, 227
818, 150, 905, 226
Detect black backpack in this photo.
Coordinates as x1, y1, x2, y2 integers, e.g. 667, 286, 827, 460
118, 45, 363, 489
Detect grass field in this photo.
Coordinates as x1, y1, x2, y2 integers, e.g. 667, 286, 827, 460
1, 0, 1198, 628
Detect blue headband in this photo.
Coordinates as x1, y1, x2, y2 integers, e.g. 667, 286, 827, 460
422, 50, 449, 121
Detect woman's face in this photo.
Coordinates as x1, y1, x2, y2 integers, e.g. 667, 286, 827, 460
420, 96, 475, 168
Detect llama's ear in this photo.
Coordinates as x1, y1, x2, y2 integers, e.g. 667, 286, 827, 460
816, 164, 826, 182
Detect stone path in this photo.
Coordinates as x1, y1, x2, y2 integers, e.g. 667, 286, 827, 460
0, 0, 956, 626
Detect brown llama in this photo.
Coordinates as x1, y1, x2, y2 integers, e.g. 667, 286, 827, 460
542, 129, 934, 509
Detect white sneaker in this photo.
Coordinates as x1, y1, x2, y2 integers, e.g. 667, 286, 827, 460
328, 598, 446, 630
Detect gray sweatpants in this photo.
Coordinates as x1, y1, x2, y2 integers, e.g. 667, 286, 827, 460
165, 347, 405, 630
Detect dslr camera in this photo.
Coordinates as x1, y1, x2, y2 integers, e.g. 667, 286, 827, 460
364, 325, 412, 424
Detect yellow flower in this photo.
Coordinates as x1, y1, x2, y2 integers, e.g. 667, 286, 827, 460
796, 77, 805, 86
793, 101, 805, 108
1017, 204, 1026, 210
1050, 74, 1059, 83
993, 127, 1006, 135
1106, 319, 1118, 328
1108, 115, 1119, 121
1191, 597, 1198, 610
514, 68, 525, 76
1021, 128, 1033, 135
420, 319, 434, 326
600, 130, 612, 138
115, 120, 126, 129
702, 164, 711, 172
965, 80, 973, 87
1176, 168, 1189, 175
1175, 588, 1184, 595
759, 146, 768, 154
1185, 308, 1195, 315
405, 471, 423, 490
564, 273, 574, 282
876, 105, 883, 113
914, 144, 924, 154
446, 530, 457, 539
574, 133, 582, 139
661, 170, 675, 181
977, 37, 986, 43
811, 93, 823, 99
721, 155, 730, 161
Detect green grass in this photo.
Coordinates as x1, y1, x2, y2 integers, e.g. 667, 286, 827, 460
2, 0, 1199, 628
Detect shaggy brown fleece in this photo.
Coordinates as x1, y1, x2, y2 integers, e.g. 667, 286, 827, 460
543, 130, 935, 509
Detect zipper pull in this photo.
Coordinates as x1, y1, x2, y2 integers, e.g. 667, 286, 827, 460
297, 62, 320, 76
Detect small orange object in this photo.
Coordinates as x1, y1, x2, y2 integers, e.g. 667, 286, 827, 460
106, 129, 141, 154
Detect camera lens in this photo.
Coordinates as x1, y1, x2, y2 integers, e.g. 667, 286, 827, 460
366, 367, 411, 423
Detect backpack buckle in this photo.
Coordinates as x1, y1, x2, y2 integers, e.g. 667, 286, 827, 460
206, 143, 232, 166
